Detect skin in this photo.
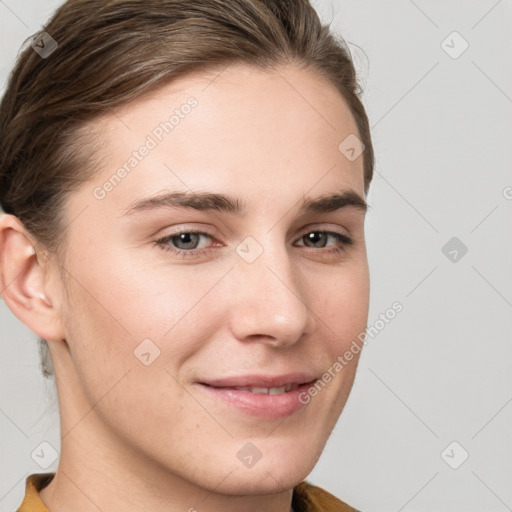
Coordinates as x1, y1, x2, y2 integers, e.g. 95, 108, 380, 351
0, 63, 369, 512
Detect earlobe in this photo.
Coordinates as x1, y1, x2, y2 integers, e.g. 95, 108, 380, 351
0, 213, 64, 341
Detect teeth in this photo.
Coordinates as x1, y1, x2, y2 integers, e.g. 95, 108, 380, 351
232, 384, 298, 394
269, 386, 286, 395
251, 387, 268, 394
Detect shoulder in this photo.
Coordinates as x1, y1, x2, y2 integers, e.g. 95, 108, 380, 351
292, 480, 360, 512
16, 473, 54, 512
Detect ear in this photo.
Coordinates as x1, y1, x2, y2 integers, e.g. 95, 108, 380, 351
0, 213, 66, 342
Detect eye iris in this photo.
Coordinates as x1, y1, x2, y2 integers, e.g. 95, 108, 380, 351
172, 233, 200, 250
305, 232, 327, 248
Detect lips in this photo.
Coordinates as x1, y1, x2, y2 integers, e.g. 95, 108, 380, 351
199, 373, 317, 389
196, 373, 318, 419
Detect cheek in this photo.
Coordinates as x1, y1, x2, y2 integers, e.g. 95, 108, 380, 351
61, 246, 228, 373
314, 263, 370, 347
67, 244, 183, 328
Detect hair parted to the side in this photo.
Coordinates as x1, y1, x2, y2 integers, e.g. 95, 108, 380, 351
0, 0, 374, 378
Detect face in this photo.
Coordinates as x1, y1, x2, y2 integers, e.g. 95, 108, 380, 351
50, 63, 370, 494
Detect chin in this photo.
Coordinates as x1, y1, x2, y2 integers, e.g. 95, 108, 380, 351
210, 446, 319, 496
215, 467, 310, 496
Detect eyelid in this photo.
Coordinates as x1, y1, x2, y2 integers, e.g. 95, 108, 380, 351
294, 222, 351, 240
154, 224, 218, 241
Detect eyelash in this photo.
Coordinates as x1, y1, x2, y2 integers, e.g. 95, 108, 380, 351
154, 228, 353, 259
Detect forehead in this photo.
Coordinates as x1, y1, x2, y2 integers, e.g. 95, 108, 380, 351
77, 63, 365, 216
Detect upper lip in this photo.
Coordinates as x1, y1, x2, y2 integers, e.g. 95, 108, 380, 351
199, 373, 318, 388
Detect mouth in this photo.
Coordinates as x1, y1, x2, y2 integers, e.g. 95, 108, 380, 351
196, 373, 318, 419
220, 383, 300, 394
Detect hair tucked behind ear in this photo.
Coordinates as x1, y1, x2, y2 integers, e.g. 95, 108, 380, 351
0, 0, 374, 378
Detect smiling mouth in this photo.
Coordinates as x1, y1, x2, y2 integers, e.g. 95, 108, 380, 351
197, 376, 318, 419
203, 383, 300, 394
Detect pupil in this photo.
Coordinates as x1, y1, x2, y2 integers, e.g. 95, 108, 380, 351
306, 232, 326, 248
174, 233, 198, 249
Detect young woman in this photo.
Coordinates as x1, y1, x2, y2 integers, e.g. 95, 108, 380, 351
0, 1, 374, 510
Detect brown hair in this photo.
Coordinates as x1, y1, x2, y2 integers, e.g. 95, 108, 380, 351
0, 0, 374, 378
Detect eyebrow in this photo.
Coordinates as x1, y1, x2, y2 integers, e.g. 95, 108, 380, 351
123, 189, 367, 216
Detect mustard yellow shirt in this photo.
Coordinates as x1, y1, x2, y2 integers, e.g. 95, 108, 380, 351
16, 473, 359, 511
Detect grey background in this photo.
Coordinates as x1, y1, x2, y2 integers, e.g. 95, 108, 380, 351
1, 1, 511, 510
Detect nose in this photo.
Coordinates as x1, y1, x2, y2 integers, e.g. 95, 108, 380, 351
226, 241, 317, 349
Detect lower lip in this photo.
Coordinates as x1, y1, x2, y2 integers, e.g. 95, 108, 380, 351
196, 382, 315, 419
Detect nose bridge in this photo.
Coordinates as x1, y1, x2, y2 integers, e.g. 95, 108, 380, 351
227, 234, 316, 346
